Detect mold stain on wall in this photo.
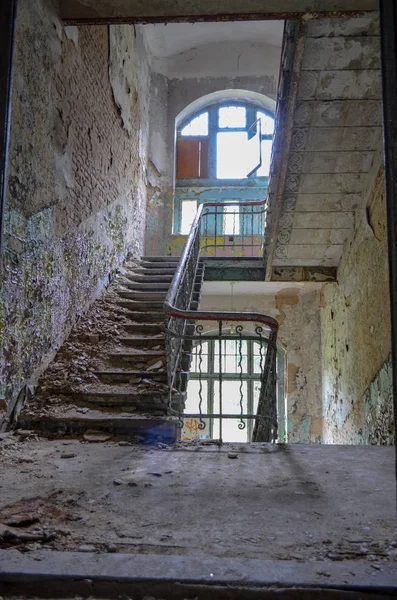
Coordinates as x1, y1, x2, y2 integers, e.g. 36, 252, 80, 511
321, 163, 394, 444
0, 0, 150, 415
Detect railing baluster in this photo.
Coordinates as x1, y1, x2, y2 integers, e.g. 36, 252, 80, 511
237, 325, 246, 433
204, 209, 209, 256
197, 324, 206, 433
214, 204, 218, 258
218, 320, 223, 444
251, 206, 254, 257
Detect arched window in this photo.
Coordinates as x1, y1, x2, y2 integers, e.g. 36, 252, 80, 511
173, 100, 275, 236
176, 102, 274, 182
182, 330, 286, 443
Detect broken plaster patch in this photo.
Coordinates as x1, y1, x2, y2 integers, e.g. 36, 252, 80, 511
109, 25, 138, 135
65, 26, 79, 47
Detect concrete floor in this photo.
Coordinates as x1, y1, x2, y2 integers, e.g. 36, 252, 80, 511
0, 435, 396, 564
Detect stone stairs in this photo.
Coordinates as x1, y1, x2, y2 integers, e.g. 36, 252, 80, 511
18, 256, 205, 443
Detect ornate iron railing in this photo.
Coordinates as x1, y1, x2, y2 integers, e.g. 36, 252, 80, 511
164, 200, 279, 443
198, 200, 266, 258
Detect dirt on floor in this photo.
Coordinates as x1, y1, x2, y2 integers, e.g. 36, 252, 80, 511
0, 432, 396, 570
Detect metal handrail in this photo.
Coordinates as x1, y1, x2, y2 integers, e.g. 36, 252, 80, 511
163, 199, 279, 443
164, 200, 278, 331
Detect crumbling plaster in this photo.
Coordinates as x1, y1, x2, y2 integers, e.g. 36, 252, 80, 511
320, 156, 393, 444
0, 0, 150, 415
200, 283, 323, 443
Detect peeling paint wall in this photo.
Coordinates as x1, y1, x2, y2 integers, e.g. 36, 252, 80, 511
0, 0, 150, 414
145, 71, 173, 258
200, 283, 323, 443
320, 157, 394, 444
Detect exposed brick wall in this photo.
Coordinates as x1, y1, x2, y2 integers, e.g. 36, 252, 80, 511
53, 26, 143, 234
0, 0, 149, 415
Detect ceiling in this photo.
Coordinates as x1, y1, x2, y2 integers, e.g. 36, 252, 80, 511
142, 21, 284, 58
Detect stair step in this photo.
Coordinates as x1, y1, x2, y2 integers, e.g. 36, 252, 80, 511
118, 311, 164, 323
119, 336, 164, 348
124, 323, 165, 334
142, 256, 180, 262
122, 281, 171, 291
124, 268, 177, 277
125, 269, 203, 284
127, 275, 174, 283
108, 350, 165, 366
18, 408, 177, 442
95, 370, 167, 383
117, 291, 167, 301
116, 300, 164, 311
65, 389, 168, 410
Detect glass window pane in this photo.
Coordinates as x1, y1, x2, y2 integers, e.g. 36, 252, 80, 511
253, 341, 267, 374
257, 111, 275, 135
213, 380, 248, 442
190, 340, 209, 373
185, 379, 208, 414
181, 112, 208, 136
253, 381, 261, 414
180, 200, 197, 235
214, 339, 248, 374
256, 139, 272, 177
219, 106, 246, 129
216, 132, 250, 179
223, 205, 240, 235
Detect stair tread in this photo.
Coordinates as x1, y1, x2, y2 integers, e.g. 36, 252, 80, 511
20, 406, 174, 422
108, 349, 165, 356
118, 334, 164, 340
67, 385, 168, 397
95, 369, 166, 376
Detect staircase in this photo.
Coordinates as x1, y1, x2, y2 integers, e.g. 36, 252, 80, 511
18, 256, 205, 443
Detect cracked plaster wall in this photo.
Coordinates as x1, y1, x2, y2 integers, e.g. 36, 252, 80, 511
200, 285, 323, 443
0, 0, 150, 415
320, 160, 394, 444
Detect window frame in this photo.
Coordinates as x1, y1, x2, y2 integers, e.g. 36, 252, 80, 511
176, 101, 274, 184
184, 331, 280, 442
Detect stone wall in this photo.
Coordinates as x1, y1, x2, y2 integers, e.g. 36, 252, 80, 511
199, 283, 323, 443
0, 0, 150, 416
320, 158, 394, 444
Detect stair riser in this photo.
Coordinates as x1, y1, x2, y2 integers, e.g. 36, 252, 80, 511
118, 292, 167, 301
124, 271, 176, 280
116, 301, 164, 311
108, 354, 165, 367
96, 373, 167, 384
68, 396, 168, 410
124, 324, 165, 334
119, 338, 164, 348
141, 256, 180, 262
122, 282, 171, 290
127, 276, 174, 283
120, 312, 164, 323
18, 416, 177, 441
